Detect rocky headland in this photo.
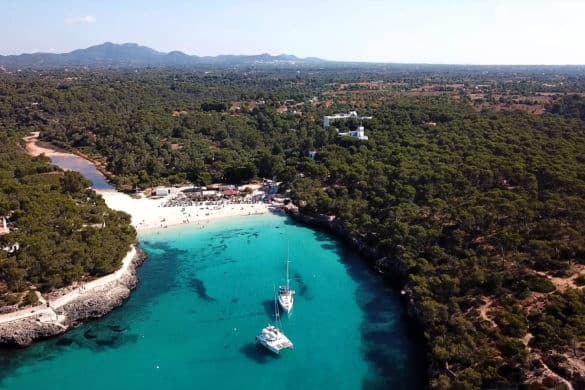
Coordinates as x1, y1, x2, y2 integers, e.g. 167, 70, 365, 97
0, 247, 145, 348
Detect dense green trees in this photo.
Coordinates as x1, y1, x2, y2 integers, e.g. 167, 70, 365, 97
0, 134, 135, 305
1, 67, 584, 388
290, 99, 585, 388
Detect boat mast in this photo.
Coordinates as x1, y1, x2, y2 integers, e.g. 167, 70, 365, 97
274, 290, 280, 324
286, 243, 290, 291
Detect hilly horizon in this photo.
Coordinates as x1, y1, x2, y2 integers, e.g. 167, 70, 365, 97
0, 42, 327, 68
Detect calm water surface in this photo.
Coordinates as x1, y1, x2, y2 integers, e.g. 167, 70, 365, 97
0, 214, 423, 389
49, 155, 113, 190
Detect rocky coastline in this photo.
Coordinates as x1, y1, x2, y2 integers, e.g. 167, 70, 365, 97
285, 205, 410, 283
0, 247, 146, 348
285, 205, 429, 368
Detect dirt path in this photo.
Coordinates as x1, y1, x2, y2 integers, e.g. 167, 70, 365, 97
23, 132, 69, 157
0, 246, 136, 325
534, 265, 585, 292
540, 359, 574, 390
479, 297, 497, 328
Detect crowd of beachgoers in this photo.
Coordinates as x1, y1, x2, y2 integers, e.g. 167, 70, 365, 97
99, 189, 272, 232
4, 131, 280, 346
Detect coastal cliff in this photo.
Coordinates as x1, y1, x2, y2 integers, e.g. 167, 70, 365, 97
0, 247, 146, 348
285, 204, 429, 375
285, 206, 420, 316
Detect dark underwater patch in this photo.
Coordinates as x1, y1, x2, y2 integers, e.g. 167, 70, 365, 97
260, 299, 279, 318
293, 272, 309, 299
189, 278, 216, 301
134, 240, 186, 305
95, 338, 116, 347
83, 329, 97, 339
239, 343, 278, 364
107, 324, 126, 333
56, 337, 75, 346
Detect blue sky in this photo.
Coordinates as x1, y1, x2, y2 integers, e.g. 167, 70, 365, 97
1, 0, 584, 64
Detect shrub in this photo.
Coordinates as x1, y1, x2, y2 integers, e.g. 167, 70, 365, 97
526, 276, 556, 293
22, 290, 39, 306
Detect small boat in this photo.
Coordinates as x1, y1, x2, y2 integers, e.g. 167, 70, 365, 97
256, 294, 293, 354
278, 246, 295, 313
256, 324, 293, 354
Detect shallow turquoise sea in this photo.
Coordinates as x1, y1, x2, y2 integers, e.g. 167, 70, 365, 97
0, 213, 422, 389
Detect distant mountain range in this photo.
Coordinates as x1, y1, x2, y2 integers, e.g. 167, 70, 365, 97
0, 42, 327, 68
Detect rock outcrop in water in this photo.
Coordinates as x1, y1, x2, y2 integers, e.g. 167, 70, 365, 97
0, 248, 146, 348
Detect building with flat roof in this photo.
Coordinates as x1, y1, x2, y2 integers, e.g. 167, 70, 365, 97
338, 126, 369, 141
323, 111, 372, 128
152, 187, 178, 197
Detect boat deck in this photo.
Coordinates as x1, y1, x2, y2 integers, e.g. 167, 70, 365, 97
273, 339, 293, 350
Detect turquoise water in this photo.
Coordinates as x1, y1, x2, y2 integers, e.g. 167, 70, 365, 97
0, 214, 422, 389
49, 155, 113, 190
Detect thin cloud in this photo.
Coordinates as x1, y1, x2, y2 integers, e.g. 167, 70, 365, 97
65, 16, 96, 25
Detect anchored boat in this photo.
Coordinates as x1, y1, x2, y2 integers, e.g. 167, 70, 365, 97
256, 293, 293, 354
278, 246, 295, 313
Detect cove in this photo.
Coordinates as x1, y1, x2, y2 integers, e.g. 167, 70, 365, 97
0, 213, 423, 389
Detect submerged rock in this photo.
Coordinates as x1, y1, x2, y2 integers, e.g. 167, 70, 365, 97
56, 337, 74, 346
84, 330, 97, 339
189, 278, 216, 302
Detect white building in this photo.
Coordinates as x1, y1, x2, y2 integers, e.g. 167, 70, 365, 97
201, 190, 219, 197
323, 111, 372, 128
338, 126, 369, 141
2, 242, 19, 254
0, 217, 8, 235
152, 187, 177, 197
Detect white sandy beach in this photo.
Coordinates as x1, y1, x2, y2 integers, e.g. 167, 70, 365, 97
2, 133, 271, 327
97, 190, 271, 232
24, 132, 272, 232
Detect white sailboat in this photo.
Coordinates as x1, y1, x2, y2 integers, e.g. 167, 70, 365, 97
256, 294, 293, 354
278, 246, 295, 313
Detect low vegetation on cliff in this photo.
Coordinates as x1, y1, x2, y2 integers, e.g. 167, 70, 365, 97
0, 132, 136, 307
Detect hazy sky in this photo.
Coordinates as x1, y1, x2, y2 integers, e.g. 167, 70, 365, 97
1, 0, 584, 64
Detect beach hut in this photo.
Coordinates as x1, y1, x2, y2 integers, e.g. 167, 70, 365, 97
153, 187, 172, 197
201, 190, 218, 198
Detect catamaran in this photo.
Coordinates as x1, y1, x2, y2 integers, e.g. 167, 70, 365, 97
256, 294, 293, 354
278, 247, 295, 313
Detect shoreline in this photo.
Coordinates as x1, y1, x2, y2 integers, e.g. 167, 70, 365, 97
23, 132, 73, 158
23, 132, 115, 180
97, 189, 271, 234
24, 132, 273, 234
0, 246, 145, 347
284, 205, 430, 382
2, 133, 274, 347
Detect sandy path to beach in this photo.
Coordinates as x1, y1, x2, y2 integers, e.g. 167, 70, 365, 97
23, 132, 70, 157
0, 246, 137, 325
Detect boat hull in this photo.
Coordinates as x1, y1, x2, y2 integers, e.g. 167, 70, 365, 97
256, 324, 293, 354
278, 296, 293, 313
256, 336, 281, 354
278, 287, 294, 313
